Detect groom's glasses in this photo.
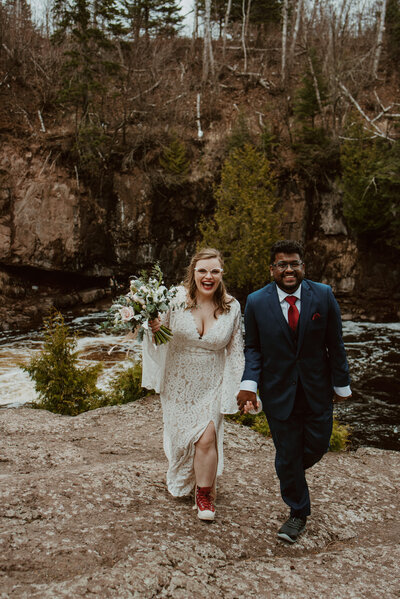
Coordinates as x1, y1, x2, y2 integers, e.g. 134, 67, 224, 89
272, 261, 303, 271
194, 267, 224, 276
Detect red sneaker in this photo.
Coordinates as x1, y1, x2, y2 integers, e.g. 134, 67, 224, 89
196, 486, 215, 521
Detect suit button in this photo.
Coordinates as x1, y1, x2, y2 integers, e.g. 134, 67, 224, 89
292, 381, 296, 385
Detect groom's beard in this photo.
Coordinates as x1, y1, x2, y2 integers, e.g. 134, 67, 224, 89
275, 270, 304, 293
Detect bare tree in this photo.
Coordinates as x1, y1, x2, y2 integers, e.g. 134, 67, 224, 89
222, 0, 232, 59
289, 0, 303, 67
281, 0, 289, 85
241, 0, 250, 73
192, 0, 199, 41
372, 0, 387, 78
202, 0, 214, 82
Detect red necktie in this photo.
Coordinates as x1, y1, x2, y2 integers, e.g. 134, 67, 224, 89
285, 296, 299, 332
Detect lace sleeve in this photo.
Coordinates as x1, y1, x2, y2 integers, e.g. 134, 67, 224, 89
220, 301, 245, 414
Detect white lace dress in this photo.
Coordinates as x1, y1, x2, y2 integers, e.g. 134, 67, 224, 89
142, 286, 244, 497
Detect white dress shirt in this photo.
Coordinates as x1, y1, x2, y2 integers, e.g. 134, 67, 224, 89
240, 283, 351, 397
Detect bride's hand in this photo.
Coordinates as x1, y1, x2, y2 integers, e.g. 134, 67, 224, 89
243, 400, 261, 414
148, 317, 161, 333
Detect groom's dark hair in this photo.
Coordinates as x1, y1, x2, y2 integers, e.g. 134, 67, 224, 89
270, 240, 304, 264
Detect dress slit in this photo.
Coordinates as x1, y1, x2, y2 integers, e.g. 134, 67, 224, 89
193, 419, 219, 503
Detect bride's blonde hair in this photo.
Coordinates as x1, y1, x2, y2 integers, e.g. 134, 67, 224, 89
184, 247, 233, 317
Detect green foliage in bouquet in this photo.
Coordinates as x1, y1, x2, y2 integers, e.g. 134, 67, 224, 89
24, 312, 104, 416
103, 361, 152, 406
200, 144, 282, 295
227, 412, 350, 452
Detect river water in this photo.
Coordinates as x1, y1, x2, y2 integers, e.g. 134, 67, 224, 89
0, 314, 399, 451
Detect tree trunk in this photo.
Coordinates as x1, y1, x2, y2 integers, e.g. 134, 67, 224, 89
192, 0, 199, 41
281, 0, 289, 85
222, 0, 232, 58
373, 0, 387, 78
202, 0, 214, 83
241, 0, 248, 73
289, 0, 303, 66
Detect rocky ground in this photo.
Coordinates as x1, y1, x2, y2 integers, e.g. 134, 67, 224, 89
0, 398, 399, 599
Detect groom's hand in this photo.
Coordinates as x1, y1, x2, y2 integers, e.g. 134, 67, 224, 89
237, 390, 258, 414
333, 392, 352, 403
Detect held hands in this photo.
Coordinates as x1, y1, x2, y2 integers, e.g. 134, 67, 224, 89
333, 392, 352, 404
237, 390, 259, 415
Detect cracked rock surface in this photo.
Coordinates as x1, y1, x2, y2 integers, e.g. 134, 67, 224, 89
1, 397, 399, 598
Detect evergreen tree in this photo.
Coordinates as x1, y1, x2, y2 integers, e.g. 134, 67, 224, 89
52, 0, 123, 120
294, 50, 328, 127
24, 312, 104, 416
385, 0, 400, 68
340, 119, 400, 248
292, 51, 338, 182
155, 0, 183, 36
159, 135, 190, 184
197, 0, 281, 37
121, 0, 158, 40
200, 144, 282, 294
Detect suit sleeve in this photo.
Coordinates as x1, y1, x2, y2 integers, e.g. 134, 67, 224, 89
325, 287, 351, 387
242, 296, 263, 385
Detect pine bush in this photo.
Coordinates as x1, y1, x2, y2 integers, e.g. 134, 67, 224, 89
24, 312, 104, 416
200, 144, 282, 295
159, 135, 190, 182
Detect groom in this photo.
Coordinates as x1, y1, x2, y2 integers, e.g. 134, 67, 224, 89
237, 240, 351, 543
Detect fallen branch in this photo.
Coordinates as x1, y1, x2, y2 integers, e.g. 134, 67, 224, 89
338, 81, 395, 141
128, 80, 161, 103
226, 66, 274, 90
39, 151, 52, 177
165, 93, 187, 106
38, 110, 46, 133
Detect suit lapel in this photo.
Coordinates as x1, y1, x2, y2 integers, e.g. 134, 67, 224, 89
296, 279, 312, 355
267, 282, 294, 348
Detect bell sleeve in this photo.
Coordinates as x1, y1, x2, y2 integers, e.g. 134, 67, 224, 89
141, 310, 170, 394
220, 301, 245, 414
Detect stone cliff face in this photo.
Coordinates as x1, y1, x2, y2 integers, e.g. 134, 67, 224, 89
0, 136, 399, 330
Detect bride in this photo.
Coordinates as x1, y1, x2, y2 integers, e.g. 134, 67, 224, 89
142, 248, 250, 521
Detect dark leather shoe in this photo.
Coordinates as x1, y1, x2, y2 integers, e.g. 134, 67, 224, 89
277, 517, 307, 543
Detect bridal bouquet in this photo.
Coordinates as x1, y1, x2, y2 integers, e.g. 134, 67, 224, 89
109, 263, 179, 345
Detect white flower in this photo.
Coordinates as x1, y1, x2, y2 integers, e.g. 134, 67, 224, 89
132, 293, 145, 305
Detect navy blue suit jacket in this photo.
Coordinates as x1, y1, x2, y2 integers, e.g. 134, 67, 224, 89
242, 279, 350, 420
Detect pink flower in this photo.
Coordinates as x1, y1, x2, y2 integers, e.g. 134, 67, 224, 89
120, 306, 135, 321
312, 313, 321, 320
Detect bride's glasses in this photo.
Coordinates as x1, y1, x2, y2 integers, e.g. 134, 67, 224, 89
194, 267, 224, 276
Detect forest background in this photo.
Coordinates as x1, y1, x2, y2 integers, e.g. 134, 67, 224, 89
0, 0, 400, 327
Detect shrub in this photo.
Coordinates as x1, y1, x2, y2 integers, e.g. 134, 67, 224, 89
329, 417, 350, 452
103, 361, 152, 406
24, 312, 104, 416
226, 410, 271, 437
226, 412, 349, 452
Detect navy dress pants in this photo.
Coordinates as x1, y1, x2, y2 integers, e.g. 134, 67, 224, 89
267, 383, 333, 518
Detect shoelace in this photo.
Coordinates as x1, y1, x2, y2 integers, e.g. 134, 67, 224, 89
196, 487, 215, 512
